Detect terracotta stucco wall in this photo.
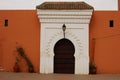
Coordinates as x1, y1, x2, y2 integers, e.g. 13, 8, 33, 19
0, 10, 120, 74
0, 10, 40, 72
90, 11, 120, 73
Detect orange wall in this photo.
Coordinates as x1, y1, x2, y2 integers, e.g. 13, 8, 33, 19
90, 11, 120, 73
0, 10, 40, 72
0, 10, 120, 74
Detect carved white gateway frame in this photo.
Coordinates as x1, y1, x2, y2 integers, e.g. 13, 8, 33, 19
37, 9, 93, 74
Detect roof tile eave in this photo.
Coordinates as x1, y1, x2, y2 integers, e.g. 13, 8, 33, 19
36, 2, 94, 10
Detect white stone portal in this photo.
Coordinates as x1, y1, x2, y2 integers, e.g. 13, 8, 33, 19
37, 2, 93, 74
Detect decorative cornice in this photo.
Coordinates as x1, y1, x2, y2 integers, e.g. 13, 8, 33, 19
37, 10, 93, 24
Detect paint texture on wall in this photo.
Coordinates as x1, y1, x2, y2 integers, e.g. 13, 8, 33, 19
0, 10, 120, 73
0, 10, 40, 72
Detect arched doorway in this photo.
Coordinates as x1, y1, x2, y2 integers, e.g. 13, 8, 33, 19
54, 38, 75, 74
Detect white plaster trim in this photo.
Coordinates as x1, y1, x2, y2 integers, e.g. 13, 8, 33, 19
37, 9, 93, 24
37, 10, 93, 15
39, 23, 89, 74
37, 9, 93, 74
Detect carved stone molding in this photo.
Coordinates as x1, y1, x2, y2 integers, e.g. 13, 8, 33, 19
39, 24, 90, 74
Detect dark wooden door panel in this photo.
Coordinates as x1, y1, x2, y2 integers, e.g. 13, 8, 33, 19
54, 39, 75, 74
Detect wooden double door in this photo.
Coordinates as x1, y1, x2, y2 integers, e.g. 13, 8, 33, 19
54, 38, 75, 74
